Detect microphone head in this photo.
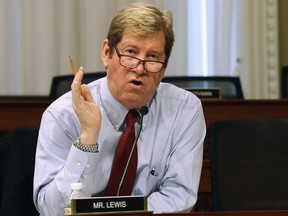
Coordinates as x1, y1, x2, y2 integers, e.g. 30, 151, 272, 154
140, 106, 149, 116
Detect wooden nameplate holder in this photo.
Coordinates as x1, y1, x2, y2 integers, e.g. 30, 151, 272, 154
68, 195, 151, 215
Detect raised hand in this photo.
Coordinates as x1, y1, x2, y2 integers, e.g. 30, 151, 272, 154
71, 67, 101, 145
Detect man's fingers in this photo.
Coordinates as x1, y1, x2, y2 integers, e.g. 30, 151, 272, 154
81, 84, 95, 103
71, 67, 84, 107
71, 67, 84, 91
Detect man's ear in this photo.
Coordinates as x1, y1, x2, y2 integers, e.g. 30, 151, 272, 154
101, 39, 110, 69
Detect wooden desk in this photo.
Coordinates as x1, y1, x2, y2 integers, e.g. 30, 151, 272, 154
191, 212, 288, 216
1, 99, 288, 211
68, 211, 288, 216
0, 98, 51, 137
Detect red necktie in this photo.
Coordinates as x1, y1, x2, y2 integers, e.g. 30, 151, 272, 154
105, 110, 138, 196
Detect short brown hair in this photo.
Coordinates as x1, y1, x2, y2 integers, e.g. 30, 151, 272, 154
107, 2, 175, 64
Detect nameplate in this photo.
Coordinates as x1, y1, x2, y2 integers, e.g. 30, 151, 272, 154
70, 195, 148, 214
185, 88, 221, 99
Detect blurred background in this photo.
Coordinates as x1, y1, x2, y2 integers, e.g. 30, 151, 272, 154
1, 0, 287, 99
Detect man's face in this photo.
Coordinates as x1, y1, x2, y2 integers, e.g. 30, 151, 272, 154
102, 29, 167, 109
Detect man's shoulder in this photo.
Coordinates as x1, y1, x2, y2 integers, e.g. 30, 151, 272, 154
157, 82, 201, 106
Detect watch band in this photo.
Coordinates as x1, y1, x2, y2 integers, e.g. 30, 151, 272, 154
73, 137, 99, 153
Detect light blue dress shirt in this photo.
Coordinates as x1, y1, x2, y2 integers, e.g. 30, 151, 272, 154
33, 77, 206, 215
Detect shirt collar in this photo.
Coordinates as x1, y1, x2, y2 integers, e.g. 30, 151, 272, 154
99, 78, 128, 131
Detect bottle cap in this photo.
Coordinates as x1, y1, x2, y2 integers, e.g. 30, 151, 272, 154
71, 182, 82, 190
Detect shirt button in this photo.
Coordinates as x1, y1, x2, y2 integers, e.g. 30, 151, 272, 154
86, 164, 90, 168
76, 162, 82, 167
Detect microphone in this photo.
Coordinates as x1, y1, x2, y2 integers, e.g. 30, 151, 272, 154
116, 106, 149, 196
139, 106, 149, 116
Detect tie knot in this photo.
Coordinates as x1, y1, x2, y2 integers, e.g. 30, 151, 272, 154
126, 110, 138, 127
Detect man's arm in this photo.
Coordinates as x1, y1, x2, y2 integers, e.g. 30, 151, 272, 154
34, 68, 102, 215
33, 107, 100, 216
147, 104, 206, 212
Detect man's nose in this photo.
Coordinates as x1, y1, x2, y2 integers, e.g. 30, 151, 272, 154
134, 61, 146, 74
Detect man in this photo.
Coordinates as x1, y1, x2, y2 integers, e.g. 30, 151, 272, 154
33, 2, 206, 215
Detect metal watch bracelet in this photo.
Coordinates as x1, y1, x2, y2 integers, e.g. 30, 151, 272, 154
73, 137, 99, 153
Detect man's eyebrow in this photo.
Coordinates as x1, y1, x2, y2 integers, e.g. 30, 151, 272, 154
119, 43, 137, 49
121, 44, 164, 55
148, 50, 165, 56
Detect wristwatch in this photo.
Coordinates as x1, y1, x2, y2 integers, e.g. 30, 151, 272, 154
73, 137, 99, 153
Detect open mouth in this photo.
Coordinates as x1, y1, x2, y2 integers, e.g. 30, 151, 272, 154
131, 80, 142, 86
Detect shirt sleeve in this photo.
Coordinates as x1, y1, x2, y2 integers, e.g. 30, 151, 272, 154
147, 100, 206, 213
33, 105, 100, 216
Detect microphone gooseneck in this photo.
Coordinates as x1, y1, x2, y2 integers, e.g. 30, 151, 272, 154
116, 106, 149, 196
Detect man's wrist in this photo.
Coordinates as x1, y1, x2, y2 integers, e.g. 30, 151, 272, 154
80, 131, 99, 144
73, 137, 99, 153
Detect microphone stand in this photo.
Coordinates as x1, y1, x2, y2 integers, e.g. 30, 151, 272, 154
116, 106, 148, 196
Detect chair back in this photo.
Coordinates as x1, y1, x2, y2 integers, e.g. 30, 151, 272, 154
210, 119, 288, 211
281, 66, 288, 98
0, 127, 39, 216
49, 72, 106, 99
162, 76, 244, 99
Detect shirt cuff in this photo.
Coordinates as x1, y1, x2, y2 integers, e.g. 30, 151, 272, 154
65, 144, 99, 175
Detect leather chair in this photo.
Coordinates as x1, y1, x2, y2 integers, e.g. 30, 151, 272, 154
49, 72, 106, 100
0, 127, 39, 216
210, 119, 288, 211
162, 76, 244, 99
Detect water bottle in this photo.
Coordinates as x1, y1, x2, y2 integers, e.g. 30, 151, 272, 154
64, 183, 83, 215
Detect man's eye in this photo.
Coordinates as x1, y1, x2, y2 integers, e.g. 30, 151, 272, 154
124, 49, 136, 55
148, 54, 159, 60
